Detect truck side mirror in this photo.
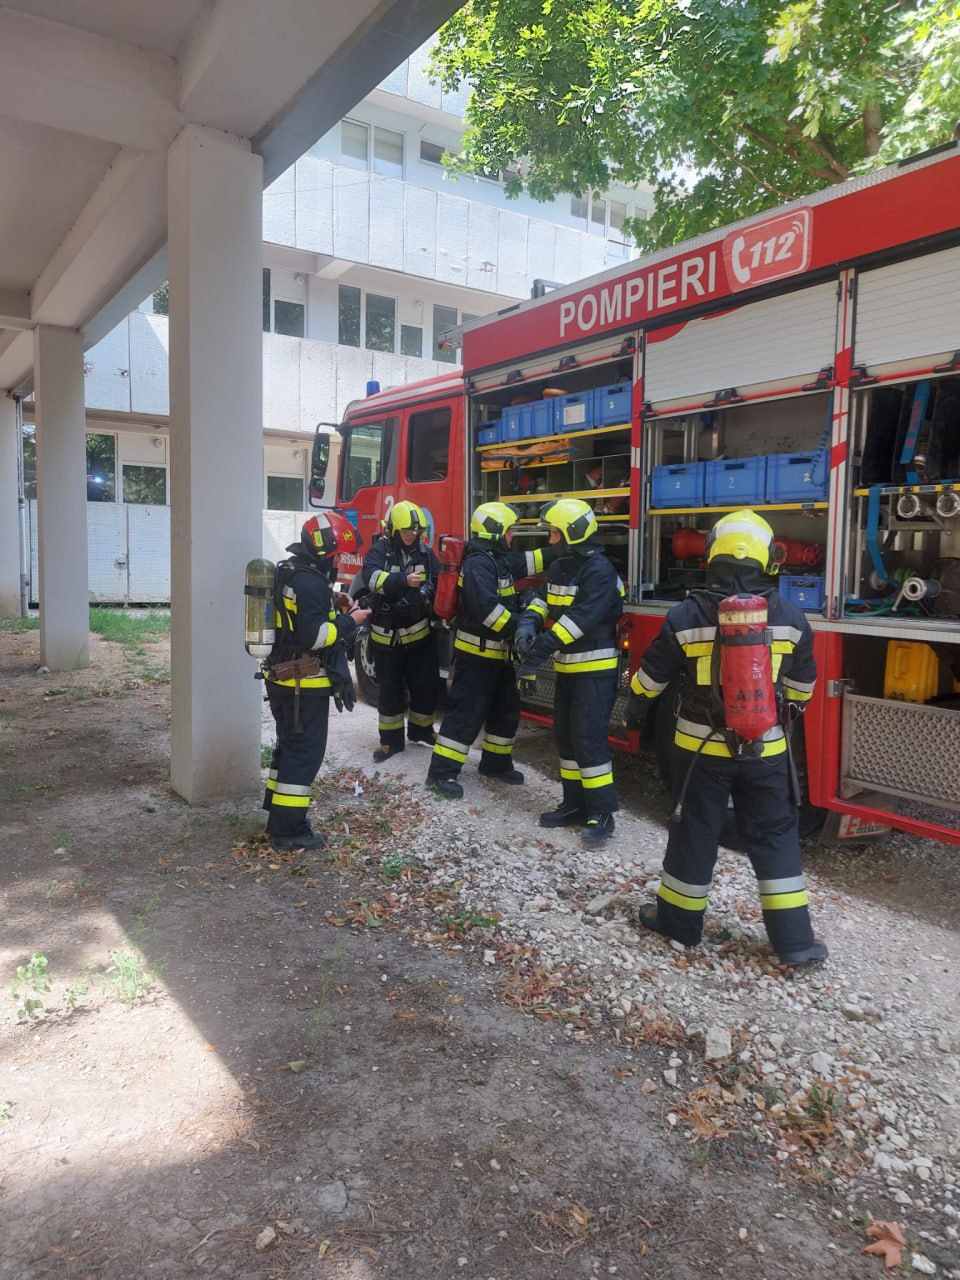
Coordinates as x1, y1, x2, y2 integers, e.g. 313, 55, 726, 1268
308, 431, 330, 507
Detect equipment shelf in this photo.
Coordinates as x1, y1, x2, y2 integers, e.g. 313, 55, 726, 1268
648, 501, 829, 516
475, 422, 629, 452
853, 482, 960, 498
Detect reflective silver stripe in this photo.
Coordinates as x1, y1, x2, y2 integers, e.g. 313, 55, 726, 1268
782, 677, 815, 693
662, 871, 713, 898
485, 733, 514, 747
581, 763, 611, 779
371, 624, 393, 640
554, 646, 617, 665
483, 604, 510, 628
546, 581, 578, 597
437, 735, 470, 754
674, 625, 716, 645
757, 876, 806, 894
559, 757, 579, 771
455, 630, 509, 652
676, 716, 784, 742
273, 783, 313, 797
498, 576, 514, 591
633, 668, 667, 694
769, 625, 803, 644
715, 519, 773, 543
307, 621, 337, 650
523, 550, 543, 574
282, 585, 296, 600
554, 613, 584, 640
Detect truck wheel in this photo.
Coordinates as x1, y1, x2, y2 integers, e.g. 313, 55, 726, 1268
354, 629, 379, 708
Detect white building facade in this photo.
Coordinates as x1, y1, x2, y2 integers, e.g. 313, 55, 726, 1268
22, 44, 652, 602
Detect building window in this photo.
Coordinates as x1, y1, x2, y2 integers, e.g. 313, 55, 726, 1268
420, 140, 446, 166
21, 426, 36, 501
408, 408, 451, 483
338, 285, 361, 347
122, 464, 166, 505
273, 300, 305, 338
570, 194, 589, 224
373, 127, 404, 178
263, 269, 272, 331
341, 119, 368, 164
433, 304, 459, 364
365, 294, 396, 353
400, 324, 423, 358
86, 433, 116, 502
609, 200, 627, 234
267, 475, 305, 511
570, 192, 642, 242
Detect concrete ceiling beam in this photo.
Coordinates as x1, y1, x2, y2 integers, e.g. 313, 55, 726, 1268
0, 289, 31, 329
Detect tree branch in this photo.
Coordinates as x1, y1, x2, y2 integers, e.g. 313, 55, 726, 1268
707, 134, 789, 198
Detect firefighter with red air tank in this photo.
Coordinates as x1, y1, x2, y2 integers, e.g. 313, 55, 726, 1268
624, 509, 828, 968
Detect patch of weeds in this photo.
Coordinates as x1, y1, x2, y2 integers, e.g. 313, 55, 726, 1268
11, 953, 52, 1022
261, 743, 275, 767
763, 1088, 784, 1108
16, 779, 59, 795
304, 945, 345, 1059
0, 617, 39, 633
441, 905, 500, 939
101, 949, 154, 1003
88, 608, 170, 645
379, 851, 420, 882
65, 978, 90, 1013
692, 1139, 712, 1169
0, 1101, 11, 1125
807, 1082, 843, 1121
0, 714, 12, 731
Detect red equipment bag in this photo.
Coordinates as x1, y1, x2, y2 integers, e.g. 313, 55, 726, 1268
433, 535, 466, 622
717, 594, 778, 743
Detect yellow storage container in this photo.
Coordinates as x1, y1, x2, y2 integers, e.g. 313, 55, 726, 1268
883, 640, 939, 703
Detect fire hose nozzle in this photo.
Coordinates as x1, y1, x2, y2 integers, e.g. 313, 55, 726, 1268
897, 492, 923, 520
935, 490, 960, 518
901, 575, 942, 602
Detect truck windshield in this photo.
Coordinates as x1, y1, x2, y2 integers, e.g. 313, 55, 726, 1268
341, 417, 398, 502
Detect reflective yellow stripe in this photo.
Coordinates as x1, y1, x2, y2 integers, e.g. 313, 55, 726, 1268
552, 622, 576, 646
268, 674, 332, 689
582, 770, 614, 789
487, 608, 511, 633
554, 656, 618, 673
528, 600, 548, 619
434, 743, 467, 764
270, 793, 311, 809
482, 739, 512, 755
397, 620, 431, 644
379, 715, 404, 731
373, 570, 391, 592
759, 890, 809, 911
772, 654, 783, 680
560, 766, 581, 781
696, 655, 711, 685
674, 730, 786, 758
454, 636, 510, 661
658, 883, 708, 911
682, 641, 713, 657
785, 688, 813, 702
408, 710, 434, 727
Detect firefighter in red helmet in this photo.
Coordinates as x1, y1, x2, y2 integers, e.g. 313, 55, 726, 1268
261, 512, 370, 850
623, 509, 827, 967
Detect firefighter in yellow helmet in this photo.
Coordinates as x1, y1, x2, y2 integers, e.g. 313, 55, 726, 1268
361, 500, 440, 761
426, 501, 557, 798
623, 508, 827, 966
515, 498, 625, 845
262, 512, 371, 850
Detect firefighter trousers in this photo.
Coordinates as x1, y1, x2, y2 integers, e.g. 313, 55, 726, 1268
428, 652, 520, 779
553, 672, 619, 817
373, 632, 440, 750
654, 752, 816, 957
263, 685, 329, 839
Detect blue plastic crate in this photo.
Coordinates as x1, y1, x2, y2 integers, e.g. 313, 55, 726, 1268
704, 456, 767, 506
528, 400, 554, 439
553, 392, 593, 434
779, 574, 825, 611
651, 462, 705, 508
765, 452, 828, 502
477, 422, 500, 446
503, 404, 532, 442
593, 382, 632, 426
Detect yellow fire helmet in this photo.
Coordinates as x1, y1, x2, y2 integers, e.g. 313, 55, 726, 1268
388, 500, 427, 536
539, 497, 598, 546
706, 508, 776, 572
470, 501, 520, 542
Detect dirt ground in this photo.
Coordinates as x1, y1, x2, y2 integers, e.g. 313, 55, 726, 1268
1, 625, 957, 1280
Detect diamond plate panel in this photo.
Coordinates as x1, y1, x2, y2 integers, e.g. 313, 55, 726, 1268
841, 694, 960, 811
521, 659, 630, 734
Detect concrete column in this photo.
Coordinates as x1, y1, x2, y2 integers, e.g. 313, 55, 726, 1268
33, 326, 89, 670
0, 394, 23, 618
167, 125, 263, 804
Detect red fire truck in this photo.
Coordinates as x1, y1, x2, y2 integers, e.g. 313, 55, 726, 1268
311, 140, 960, 846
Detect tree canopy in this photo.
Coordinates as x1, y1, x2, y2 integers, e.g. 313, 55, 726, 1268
431, 0, 960, 249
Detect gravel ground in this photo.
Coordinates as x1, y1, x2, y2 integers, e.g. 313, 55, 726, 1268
324, 698, 960, 1275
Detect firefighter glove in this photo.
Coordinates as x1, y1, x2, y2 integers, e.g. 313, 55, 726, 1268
622, 691, 647, 731
512, 614, 539, 663
516, 659, 540, 695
